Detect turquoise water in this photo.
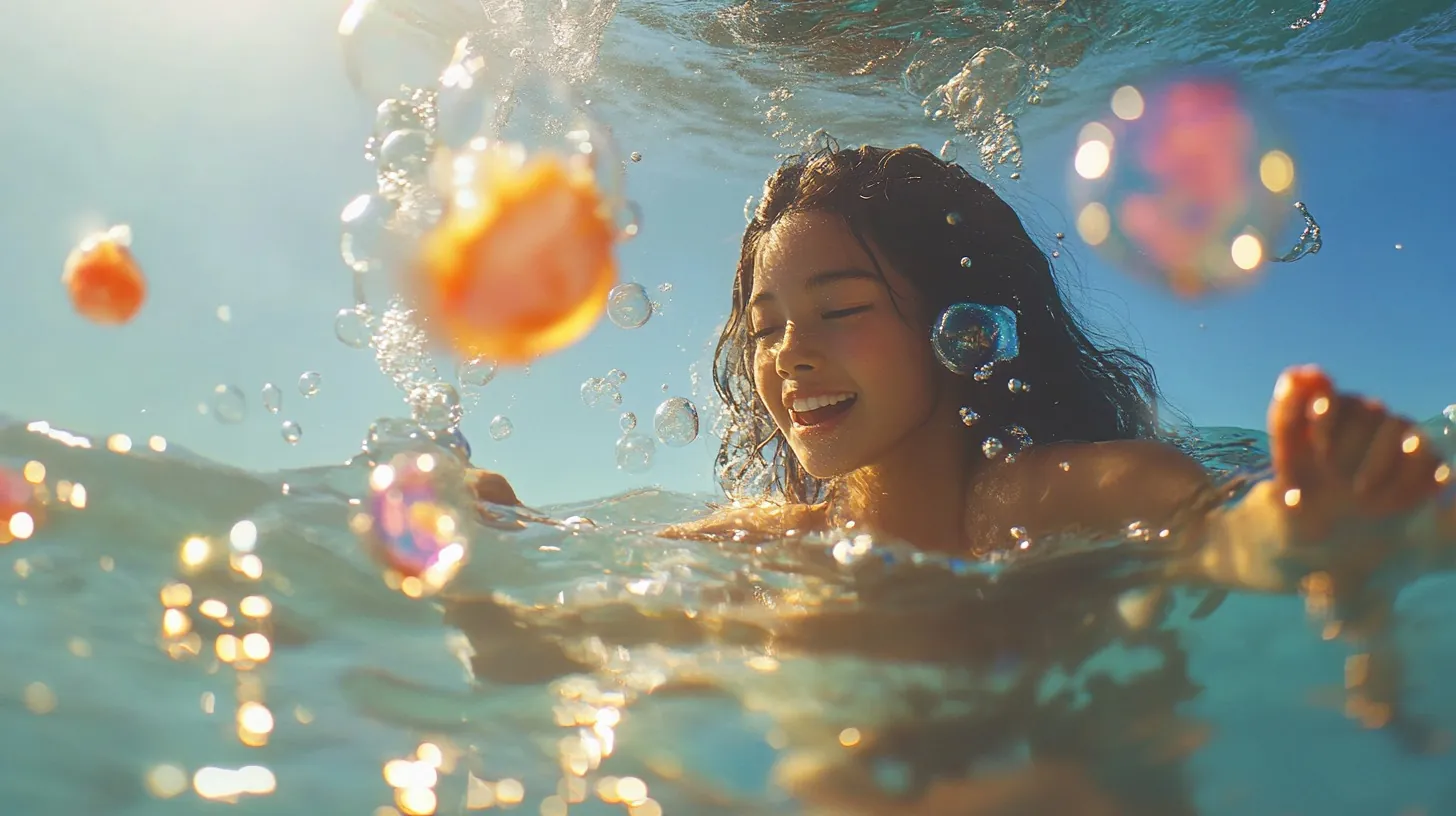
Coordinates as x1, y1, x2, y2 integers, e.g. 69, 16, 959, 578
5, 0, 1456, 813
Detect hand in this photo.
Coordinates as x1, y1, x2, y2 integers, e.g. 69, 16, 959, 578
1267, 365, 1447, 544
466, 468, 522, 507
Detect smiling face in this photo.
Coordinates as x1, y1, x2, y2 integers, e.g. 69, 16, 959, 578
749, 210, 952, 479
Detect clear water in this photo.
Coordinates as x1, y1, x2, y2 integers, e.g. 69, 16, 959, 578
5, 0, 1456, 814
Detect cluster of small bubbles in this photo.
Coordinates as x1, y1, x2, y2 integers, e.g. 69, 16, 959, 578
281, 421, 303, 445
489, 415, 513, 440
212, 385, 247, 425
1002, 424, 1033, 462
1007, 378, 1030, 394
409, 382, 463, 433
653, 397, 700, 447
619, 412, 637, 432
606, 368, 627, 384
958, 406, 981, 427
1267, 201, 1323, 263
606, 283, 653, 329
298, 371, 322, 398
982, 436, 1005, 459
334, 305, 373, 348
959, 257, 973, 269
457, 357, 498, 388
1069, 75, 1302, 298
581, 377, 623, 409
372, 303, 440, 393
261, 383, 282, 415
932, 303, 1020, 376
972, 364, 995, 382
630, 151, 642, 162
615, 433, 655, 473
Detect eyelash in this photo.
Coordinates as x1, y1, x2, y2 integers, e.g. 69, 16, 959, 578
750, 305, 871, 339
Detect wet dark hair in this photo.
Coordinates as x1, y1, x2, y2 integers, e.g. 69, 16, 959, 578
712, 139, 1164, 503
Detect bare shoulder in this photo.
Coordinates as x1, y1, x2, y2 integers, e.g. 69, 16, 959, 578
977, 439, 1213, 538
660, 500, 828, 541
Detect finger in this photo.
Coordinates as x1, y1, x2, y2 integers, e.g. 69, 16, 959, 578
1370, 433, 1445, 517
1330, 398, 1388, 482
1269, 365, 1329, 493
1352, 416, 1414, 504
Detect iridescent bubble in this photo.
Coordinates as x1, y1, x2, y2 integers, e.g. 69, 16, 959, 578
1068, 75, 1299, 298
298, 371, 322, 398
653, 397, 699, 447
354, 453, 467, 591
931, 303, 1019, 376
282, 421, 303, 445
606, 283, 653, 329
261, 383, 282, 415
619, 412, 637, 432
458, 357, 498, 388
489, 415, 513, 440
334, 306, 373, 349
211, 385, 246, 424
615, 433, 655, 473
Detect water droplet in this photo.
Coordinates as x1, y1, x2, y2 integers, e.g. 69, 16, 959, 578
607, 283, 652, 329
630, 151, 643, 162
211, 385, 246, 424
261, 383, 283, 415
334, 306, 372, 348
958, 406, 980, 427
932, 303, 1020, 376
982, 437, 1004, 459
1008, 378, 1029, 394
458, 357, 498, 388
281, 421, 303, 445
619, 412, 637, 432
298, 371, 322, 398
489, 415, 513, 440
606, 368, 627, 384
960, 257, 973, 269
615, 433, 655, 473
653, 397, 700, 447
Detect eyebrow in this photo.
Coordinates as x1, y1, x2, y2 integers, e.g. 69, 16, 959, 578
748, 268, 880, 308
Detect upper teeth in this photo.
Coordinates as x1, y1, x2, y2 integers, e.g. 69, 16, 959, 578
791, 393, 855, 412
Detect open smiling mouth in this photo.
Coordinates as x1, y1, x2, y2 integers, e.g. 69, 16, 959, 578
788, 393, 858, 428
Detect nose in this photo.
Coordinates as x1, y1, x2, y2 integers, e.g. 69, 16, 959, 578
774, 321, 821, 377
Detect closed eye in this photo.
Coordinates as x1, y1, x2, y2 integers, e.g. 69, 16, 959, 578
823, 305, 872, 320
750, 324, 781, 340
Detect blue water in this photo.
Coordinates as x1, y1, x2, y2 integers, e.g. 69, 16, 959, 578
5, 0, 1456, 813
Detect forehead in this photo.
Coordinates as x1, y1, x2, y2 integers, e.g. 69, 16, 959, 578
751, 210, 882, 295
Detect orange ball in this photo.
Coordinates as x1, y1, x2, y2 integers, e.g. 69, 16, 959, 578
414, 146, 617, 364
63, 225, 147, 325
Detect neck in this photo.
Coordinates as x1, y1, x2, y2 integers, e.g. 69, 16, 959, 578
833, 401, 972, 552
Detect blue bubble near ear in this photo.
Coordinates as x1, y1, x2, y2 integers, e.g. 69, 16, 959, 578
931, 303, 1019, 376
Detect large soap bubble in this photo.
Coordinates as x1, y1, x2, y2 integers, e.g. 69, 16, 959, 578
352, 451, 468, 595
1068, 74, 1299, 298
931, 303, 1019, 376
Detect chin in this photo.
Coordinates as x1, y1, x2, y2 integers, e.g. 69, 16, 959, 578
790, 446, 860, 481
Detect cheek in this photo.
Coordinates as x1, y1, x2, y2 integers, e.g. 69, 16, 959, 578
753, 348, 787, 423
838, 319, 936, 397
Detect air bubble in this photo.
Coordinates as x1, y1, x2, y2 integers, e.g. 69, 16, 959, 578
932, 303, 1020, 376
653, 397, 700, 447
212, 385, 246, 424
1008, 378, 1029, 394
489, 415, 513, 440
376, 128, 435, 200
630, 152, 643, 162
581, 377, 622, 409
261, 383, 282, 415
620, 412, 637, 432
982, 437, 1004, 459
607, 283, 652, 329
281, 421, 303, 445
615, 433, 655, 473
458, 357, 498, 388
606, 368, 627, 384
334, 306, 373, 348
410, 383, 463, 432
299, 371, 322, 398
958, 406, 980, 427
960, 257, 972, 269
